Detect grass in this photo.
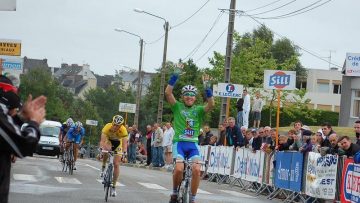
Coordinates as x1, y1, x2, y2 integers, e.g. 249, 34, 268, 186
278, 126, 354, 137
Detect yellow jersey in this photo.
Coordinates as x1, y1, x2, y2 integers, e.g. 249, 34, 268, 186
101, 123, 128, 141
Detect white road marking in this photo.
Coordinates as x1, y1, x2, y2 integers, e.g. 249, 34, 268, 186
197, 189, 212, 195
96, 179, 125, 186
219, 190, 255, 198
54, 177, 82, 184
85, 164, 101, 171
138, 182, 168, 190
10, 183, 78, 195
13, 174, 37, 181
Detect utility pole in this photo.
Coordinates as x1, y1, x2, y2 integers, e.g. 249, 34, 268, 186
157, 21, 169, 124
134, 39, 144, 126
219, 0, 236, 124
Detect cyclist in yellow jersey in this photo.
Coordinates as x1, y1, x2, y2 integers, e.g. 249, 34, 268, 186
99, 115, 128, 197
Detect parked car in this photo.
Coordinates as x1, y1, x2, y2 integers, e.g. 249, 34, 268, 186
35, 120, 61, 157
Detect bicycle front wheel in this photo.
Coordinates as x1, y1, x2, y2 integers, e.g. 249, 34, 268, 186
104, 165, 113, 202
68, 148, 74, 175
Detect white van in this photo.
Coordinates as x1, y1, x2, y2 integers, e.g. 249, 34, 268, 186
36, 120, 62, 157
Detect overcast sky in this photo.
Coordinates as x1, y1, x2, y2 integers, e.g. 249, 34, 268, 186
0, 0, 358, 75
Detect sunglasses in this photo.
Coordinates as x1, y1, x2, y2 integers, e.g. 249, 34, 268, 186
0, 82, 18, 94
183, 92, 196, 97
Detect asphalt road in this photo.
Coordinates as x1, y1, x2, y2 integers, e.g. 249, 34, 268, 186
9, 155, 278, 203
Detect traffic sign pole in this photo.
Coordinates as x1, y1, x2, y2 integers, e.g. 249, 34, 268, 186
276, 89, 281, 147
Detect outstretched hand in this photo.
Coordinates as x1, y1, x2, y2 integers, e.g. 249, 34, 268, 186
173, 62, 184, 76
202, 74, 212, 89
20, 94, 47, 124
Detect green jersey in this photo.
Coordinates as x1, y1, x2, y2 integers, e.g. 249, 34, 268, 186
171, 101, 205, 143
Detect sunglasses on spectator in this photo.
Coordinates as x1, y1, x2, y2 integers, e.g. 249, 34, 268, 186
183, 92, 196, 97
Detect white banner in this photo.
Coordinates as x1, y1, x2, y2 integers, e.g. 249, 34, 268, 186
244, 149, 264, 183
232, 148, 246, 179
199, 146, 209, 172
119, 102, 136, 113
213, 83, 243, 98
85, 119, 98, 126
305, 152, 338, 199
217, 146, 234, 175
208, 146, 218, 174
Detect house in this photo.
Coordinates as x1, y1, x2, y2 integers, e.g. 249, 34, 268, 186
53, 63, 97, 99
114, 70, 155, 96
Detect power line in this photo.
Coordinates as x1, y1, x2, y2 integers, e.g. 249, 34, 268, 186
245, 0, 282, 12
195, 26, 228, 63
249, 0, 297, 16
249, 0, 333, 20
183, 11, 224, 60
171, 0, 210, 30
243, 13, 342, 68
145, 34, 165, 45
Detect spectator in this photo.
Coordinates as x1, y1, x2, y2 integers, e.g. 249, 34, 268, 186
242, 89, 251, 129
299, 130, 313, 153
236, 97, 244, 128
136, 142, 147, 164
152, 123, 164, 167
354, 120, 360, 145
240, 126, 247, 138
225, 117, 244, 148
198, 128, 204, 145
163, 122, 174, 169
202, 125, 213, 146
338, 136, 360, 158
293, 120, 303, 137
209, 136, 218, 146
252, 91, 264, 129
244, 129, 253, 148
323, 134, 344, 156
128, 125, 138, 164
252, 129, 262, 151
276, 135, 290, 151
262, 126, 272, 144
80, 146, 86, 158
217, 124, 226, 146
310, 135, 321, 153
289, 129, 302, 151
0, 75, 47, 203
145, 125, 152, 166
321, 122, 335, 148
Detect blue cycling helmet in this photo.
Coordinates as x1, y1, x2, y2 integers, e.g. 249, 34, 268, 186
354, 151, 360, 164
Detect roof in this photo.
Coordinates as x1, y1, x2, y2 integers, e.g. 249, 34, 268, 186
23, 56, 50, 71
95, 74, 115, 89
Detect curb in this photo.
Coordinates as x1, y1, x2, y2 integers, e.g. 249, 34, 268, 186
122, 163, 173, 173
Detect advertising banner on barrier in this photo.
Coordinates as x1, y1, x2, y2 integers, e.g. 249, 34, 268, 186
274, 151, 303, 192
232, 148, 264, 183
199, 146, 209, 172
233, 148, 245, 179
218, 146, 234, 175
305, 152, 338, 199
208, 146, 219, 174
263, 153, 275, 186
341, 158, 360, 203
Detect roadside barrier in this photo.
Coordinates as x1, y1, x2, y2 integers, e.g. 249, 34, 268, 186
198, 145, 354, 202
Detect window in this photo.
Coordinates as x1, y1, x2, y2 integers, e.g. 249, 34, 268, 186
333, 84, 341, 94
317, 83, 329, 93
296, 81, 307, 90
351, 90, 360, 117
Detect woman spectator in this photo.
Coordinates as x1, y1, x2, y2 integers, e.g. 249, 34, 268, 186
217, 124, 226, 146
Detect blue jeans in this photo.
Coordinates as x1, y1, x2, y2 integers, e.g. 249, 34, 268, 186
237, 111, 243, 128
129, 143, 137, 163
158, 146, 164, 166
152, 146, 164, 167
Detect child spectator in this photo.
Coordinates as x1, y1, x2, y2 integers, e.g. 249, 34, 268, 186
276, 135, 290, 151
310, 135, 321, 153
299, 130, 313, 153
289, 129, 302, 151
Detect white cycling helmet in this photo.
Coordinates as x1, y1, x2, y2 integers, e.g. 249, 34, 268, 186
75, 121, 83, 128
112, 115, 124, 125
66, 118, 74, 127
181, 85, 197, 95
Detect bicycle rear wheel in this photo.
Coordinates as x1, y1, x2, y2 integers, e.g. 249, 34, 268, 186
62, 151, 67, 172
68, 148, 74, 175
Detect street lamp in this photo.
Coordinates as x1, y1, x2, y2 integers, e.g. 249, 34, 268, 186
134, 8, 169, 124
114, 29, 144, 126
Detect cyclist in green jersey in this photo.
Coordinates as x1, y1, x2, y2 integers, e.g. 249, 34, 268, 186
165, 63, 214, 203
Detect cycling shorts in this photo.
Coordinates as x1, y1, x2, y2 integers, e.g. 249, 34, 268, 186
172, 141, 200, 161
109, 139, 123, 156
67, 133, 82, 144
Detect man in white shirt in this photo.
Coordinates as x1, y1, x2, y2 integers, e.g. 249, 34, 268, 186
242, 89, 251, 129
163, 122, 174, 169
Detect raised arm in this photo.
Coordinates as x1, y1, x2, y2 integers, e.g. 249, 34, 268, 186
203, 74, 215, 113
165, 63, 183, 105
165, 84, 176, 105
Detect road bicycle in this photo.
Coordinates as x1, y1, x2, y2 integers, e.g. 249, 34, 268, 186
62, 141, 75, 175
175, 159, 208, 203
101, 150, 116, 202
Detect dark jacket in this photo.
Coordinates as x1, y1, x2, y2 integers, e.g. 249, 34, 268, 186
217, 130, 226, 146
202, 131, 213, 145
225, 125, 244, 147
344, 143, 360, 157
236, 98, 244, 112
252, 136, 262, 150
0, 104, 41, 203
